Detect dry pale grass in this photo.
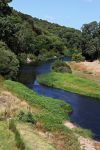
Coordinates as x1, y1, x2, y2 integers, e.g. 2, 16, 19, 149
69, 61, 100, 75
0, 91, 41, 119
17, 123, 55, 150
0, 121, 18, 150
68, 61, 100, 85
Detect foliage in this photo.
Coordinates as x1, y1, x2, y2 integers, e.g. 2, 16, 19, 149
4, 80, 72, 132
18, 53, 27, 65
4, 80, 72, 118
52, 59, 72, 73
27, 53, 37, 62
0, 0, 100, 79
38, 72, 100, 99
18, 111, 36, 124
0, 41, 19, 79
4, 80, 80, 150
0, 0, 12, 16
9, 119, 25, 150
72, 53, 85, 62
81, 21, 100, 60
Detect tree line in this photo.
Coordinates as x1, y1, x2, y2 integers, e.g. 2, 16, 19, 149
0, 0, 100, 79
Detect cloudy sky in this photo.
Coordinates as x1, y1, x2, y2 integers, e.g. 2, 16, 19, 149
10, 0, 100, 29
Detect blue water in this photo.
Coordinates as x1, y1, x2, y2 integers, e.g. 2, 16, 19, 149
19, 58, 100, 140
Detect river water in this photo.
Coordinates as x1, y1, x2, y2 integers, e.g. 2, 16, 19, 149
19, 58, 100, 140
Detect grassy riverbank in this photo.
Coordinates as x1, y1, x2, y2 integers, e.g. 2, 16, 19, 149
38, 72, 100, 99
4, 80, 81, 150
0, 76, 96, 149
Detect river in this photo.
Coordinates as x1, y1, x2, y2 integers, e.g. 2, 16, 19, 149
19, 57, 100, 140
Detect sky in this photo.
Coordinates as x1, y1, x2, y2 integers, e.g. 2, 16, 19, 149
10, 0, 100, 29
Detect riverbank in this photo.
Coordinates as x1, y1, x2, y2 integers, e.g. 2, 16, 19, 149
38, 72, 100, 99
0, 76, 100, 149
2, 79, 80, 150
68, 61, 100, 85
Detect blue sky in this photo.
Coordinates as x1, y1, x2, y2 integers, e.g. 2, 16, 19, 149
10, 0, 100, 29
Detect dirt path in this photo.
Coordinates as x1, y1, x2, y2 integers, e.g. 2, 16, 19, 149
64, 121, 99, 150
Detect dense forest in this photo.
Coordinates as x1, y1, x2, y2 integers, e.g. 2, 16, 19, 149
0, 0, 100, 79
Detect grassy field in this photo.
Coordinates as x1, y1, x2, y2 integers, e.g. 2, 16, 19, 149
38, 72, 100, 99
0, 121, 18, 150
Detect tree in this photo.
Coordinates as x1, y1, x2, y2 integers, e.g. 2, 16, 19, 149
52, 59, 72, 73
81, 21, 100, 60
0, 0, 12, 16
0, 15, 21, 53
0, 41, 19, 79
72, 53, 85, 62
16, 22, 35, 53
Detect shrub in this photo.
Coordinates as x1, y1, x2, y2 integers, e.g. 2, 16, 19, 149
0, 41, 19, 79
18, 53, 27, 65
18, 111, 36, 124
72, 53, 85, 62
52, 59, 72, 73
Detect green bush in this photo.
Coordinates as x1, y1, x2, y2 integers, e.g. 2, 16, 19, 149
72, 53, 85, 62
18, 110, 36, 124
18, 53, 27, 65
0, 41, 19, 79
52, 59, 72, 73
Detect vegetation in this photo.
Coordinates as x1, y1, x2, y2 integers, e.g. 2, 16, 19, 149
18, 110, 36, 124
17, 123, 55, 150
4, 80, 72, 122
52, 59, 72, 73
73, 127, 93, 139
0, 0, 100, 78
0, 41, 19, 79
81, 21, 100, 60
4, 80, 80, 150
38, 72, 100, 99
0, 121, 18, 150
72, 53, 85, 62
0, 76, 94, 149
9, 119, 25, 150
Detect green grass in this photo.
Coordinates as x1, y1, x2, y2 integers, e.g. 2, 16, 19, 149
73, 127, 93, 139
0, 121, 18, 150
4, 80, 72, 130
4, 80, 80, 150
38, 72, 100, 99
